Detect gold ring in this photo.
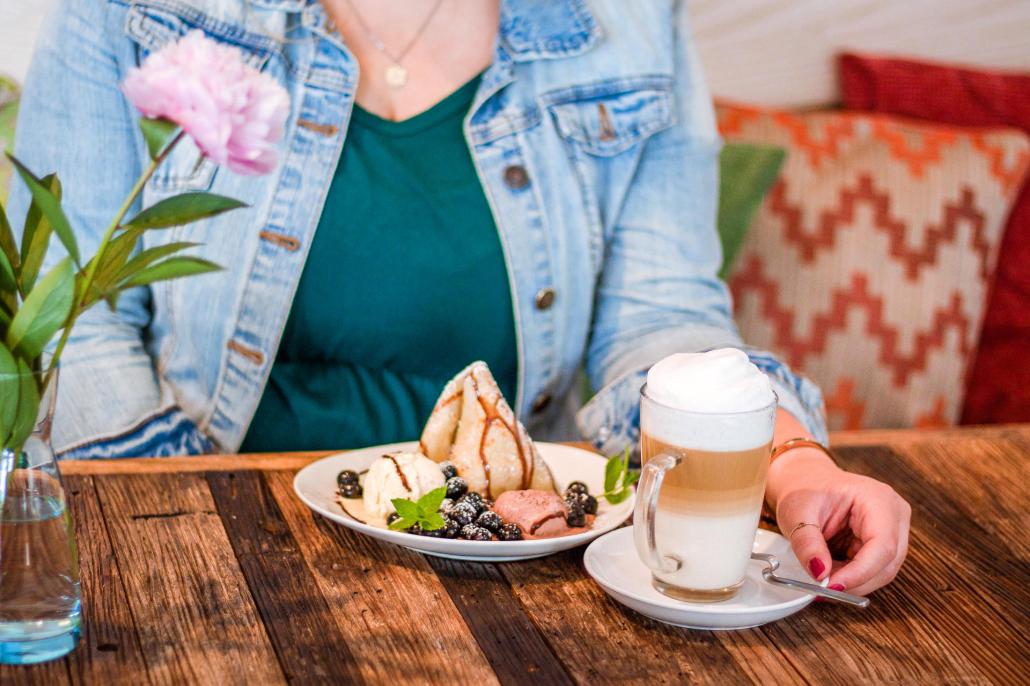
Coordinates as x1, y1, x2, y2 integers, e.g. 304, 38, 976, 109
788, 522, 820, 538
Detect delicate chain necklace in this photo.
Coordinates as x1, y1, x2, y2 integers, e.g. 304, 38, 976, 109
340, 0, 445, 89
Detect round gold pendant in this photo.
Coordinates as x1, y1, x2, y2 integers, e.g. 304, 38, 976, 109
385, 64, 408, 89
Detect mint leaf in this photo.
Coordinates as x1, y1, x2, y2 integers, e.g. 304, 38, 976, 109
388, 517, 417, 531
417, 486, 448, 515
420, 512, 446, 531
391, 498, 420, 520
603, 450, 624, 493
605, 487, 632, 505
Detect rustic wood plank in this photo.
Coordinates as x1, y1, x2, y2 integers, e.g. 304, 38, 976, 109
427, 557, 574, 685
206, 471, 364, 684
828, 424, 1030, 447
61, 475, 150, 686
0, 662, 72, 686
801, 445, 1028, 685
888, 438, 1029, 558
94, 472, 285, 685
264, 470, 501, 685
58, 453, 331, 476
499, 550, 757, 685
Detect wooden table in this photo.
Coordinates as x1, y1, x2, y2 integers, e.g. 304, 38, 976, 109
3, 425, 1028, 685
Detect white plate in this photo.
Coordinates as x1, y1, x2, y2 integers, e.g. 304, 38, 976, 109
293, 441, 634, 562
584, 527, 825, 630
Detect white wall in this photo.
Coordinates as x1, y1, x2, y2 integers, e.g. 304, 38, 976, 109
2, 0, 1029, 107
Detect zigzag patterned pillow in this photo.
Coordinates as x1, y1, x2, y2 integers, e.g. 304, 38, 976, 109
717, 103, 1030, 430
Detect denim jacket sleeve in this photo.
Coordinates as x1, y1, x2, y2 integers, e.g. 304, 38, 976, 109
8, 0, 211, 458
575, 1, 827, 455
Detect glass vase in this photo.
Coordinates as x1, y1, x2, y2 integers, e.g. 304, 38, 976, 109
0, 370, 81, 664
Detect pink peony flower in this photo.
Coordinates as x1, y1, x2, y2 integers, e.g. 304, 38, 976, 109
122, 30, 290, 176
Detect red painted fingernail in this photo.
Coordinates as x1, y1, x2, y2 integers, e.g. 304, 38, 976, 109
809, 558, 825, 578
829, 583, 845, 592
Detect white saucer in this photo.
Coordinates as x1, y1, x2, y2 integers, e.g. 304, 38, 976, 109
293, 441, 634, 562
584, 527, 824, 630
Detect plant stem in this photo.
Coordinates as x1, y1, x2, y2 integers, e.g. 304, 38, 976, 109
41, 130, 185, 391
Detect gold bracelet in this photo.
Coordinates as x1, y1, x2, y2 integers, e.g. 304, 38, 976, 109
770, 437, 836, 464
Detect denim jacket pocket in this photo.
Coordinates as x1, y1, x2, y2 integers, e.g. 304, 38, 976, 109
545, 78, 675, 157
123, 2, 275, 192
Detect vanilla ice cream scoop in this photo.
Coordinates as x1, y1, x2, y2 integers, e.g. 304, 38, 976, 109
646, 348, 774, 414
362, 452, 446, 519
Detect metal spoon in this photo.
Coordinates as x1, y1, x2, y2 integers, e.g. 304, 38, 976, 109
751, 552, 870, 608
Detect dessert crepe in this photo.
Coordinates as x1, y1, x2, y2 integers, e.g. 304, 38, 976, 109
421, 362, 556, 499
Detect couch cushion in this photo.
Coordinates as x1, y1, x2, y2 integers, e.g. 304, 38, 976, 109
717, 102, 1029, 430
840, 52, 1030, 425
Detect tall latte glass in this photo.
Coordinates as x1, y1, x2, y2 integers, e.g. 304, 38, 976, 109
634, 350, 777, 602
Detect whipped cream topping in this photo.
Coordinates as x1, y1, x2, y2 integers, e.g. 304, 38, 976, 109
645, 349, 774, 414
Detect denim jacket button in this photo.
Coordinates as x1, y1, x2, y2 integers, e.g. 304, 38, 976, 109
534, 287, 556, 310
531, 392, 552, 414
503, 164, 530, 189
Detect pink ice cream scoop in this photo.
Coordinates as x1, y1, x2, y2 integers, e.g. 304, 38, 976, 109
494, 490, 590, 539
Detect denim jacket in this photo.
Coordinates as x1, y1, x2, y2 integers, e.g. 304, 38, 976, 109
9, 0, 827, 458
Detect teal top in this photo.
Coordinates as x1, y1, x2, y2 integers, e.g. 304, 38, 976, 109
241, 75, 517, 452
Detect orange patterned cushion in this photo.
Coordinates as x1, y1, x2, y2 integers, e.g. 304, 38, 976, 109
717, 103, 1030, 430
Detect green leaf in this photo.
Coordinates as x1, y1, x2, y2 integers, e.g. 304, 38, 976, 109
123, 192, 247, 230
139, 117, 180, 160
604, 449, 626, 494
113, 241, 199, 284
0, 199, 19, 273
0, 244, 16, 293
0, 343, 18, 442
6, 258, 74, 359
420, 512, 446, 531
391, 498, 420, 521
416, 486, 448, 515
18, 173, 60, 292
7, 156, 80, 267
388, 517, 417, 532
604, 486, 632, 505
119, 256, 221, 289
78, 227, 145, 309
7, 357, 40, 451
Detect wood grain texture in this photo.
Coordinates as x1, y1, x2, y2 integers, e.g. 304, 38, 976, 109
93, 472, 285, 685
427, 557, 574, 685
264, 470, 501, 685
499, 550, 756, 685
63, 475, 149, 686
206, 471, 364, 685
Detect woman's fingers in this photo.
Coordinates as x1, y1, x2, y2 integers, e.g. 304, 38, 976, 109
778, 502, 833, 581
830, 493, 910, 595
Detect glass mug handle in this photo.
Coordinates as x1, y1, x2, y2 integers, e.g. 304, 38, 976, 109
633, 453, 682, 575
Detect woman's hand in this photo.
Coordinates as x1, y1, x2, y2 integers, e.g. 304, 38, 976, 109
764, 447, 912, 596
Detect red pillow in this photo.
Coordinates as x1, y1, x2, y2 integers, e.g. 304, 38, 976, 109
840, 52, 1030, 424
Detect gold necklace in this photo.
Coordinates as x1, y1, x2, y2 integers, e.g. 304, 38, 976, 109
340, 0, 445, 89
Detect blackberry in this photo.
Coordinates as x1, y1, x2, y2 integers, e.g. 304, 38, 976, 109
386, 512, 401, 527
337, 470, 360, 489
497, 523, 523, 541
566, 501, 587, 527
439, 498, 455, 515
407, 522, 423, 535
445, 476, 468, 499
566, 491, 598, 515
339, 482, 363, 499
440, 462, 459, 480
448, 501, 477, 527
459, 524, 492, 541
564, 481, 590, 497
476, 510, 503, 533
443, 518, 461, 538
457, 492, 485, 513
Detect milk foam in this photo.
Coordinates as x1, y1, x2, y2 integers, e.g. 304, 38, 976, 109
644, 349, 775, 451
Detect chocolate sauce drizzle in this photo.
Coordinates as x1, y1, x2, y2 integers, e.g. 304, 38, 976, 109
385, 454, 411, 492
467, 372, 534, 498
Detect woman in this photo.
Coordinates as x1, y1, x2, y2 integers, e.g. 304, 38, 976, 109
10, 0, 909, 595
